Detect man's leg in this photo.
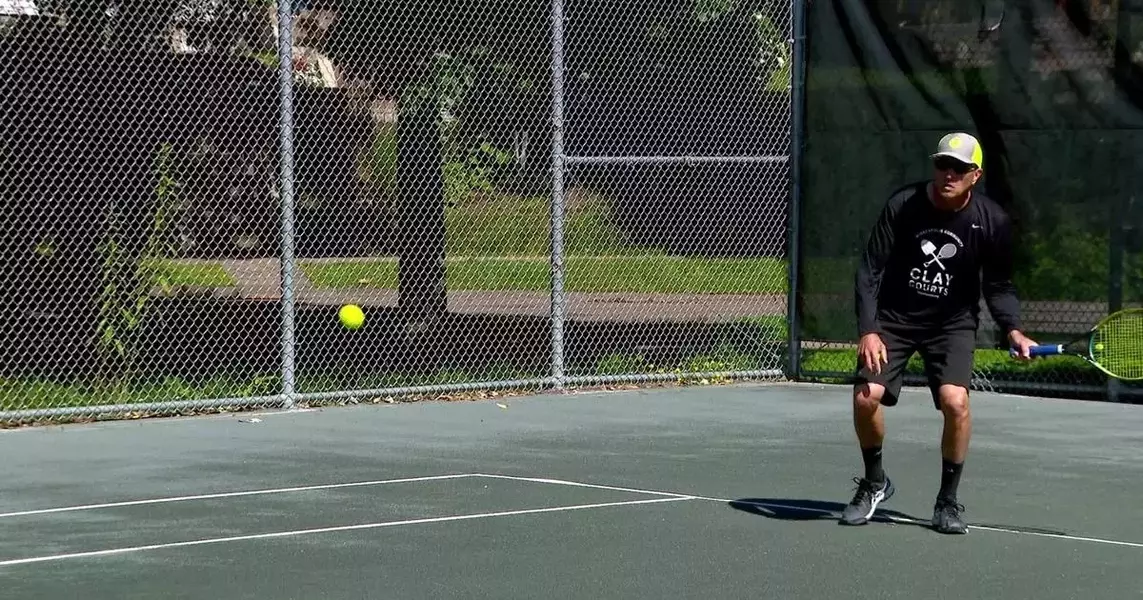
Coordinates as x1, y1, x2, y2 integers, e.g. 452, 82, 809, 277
854, 382, 887, 482
841, 330, 911, 526
921, 330, 976, 535
938, 383, 971, 486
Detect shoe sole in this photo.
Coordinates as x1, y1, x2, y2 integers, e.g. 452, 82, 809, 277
932, 523, 968, 535
839, 480, 895, 526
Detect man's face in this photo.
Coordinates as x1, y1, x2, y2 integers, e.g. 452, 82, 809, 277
932, 156, 982, 199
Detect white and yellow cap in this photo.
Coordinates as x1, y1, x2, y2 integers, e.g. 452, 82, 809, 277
931, 132, 983, 168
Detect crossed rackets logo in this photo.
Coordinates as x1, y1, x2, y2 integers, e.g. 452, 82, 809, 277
921, 239, 957, 270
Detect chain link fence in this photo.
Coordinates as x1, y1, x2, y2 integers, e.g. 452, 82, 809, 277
3, 0, 1139, 427
0, 0, 795, 425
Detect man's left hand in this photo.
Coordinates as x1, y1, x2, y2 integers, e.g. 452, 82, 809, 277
1008, 330, 1038, 360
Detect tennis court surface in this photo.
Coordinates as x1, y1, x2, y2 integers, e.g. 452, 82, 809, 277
2, 382, 1140, 599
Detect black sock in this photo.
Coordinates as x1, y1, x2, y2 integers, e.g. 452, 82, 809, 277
862, 446, 885, 483
939, 459, 963, 502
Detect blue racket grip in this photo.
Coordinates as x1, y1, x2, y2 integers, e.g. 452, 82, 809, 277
1010, 344, 1063, 358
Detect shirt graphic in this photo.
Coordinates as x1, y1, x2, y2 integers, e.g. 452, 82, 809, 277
910, 228, 964, 298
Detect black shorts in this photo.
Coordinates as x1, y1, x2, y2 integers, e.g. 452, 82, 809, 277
853, 323, 976, 409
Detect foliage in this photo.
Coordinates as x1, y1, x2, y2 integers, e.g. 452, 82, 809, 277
93, 144, 181, 396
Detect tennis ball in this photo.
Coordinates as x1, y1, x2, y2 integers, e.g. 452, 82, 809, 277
339, 304, 365, 330
1095, 342, 1105, 352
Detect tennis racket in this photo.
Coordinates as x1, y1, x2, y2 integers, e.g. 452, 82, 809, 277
1010, 308, 1143, 381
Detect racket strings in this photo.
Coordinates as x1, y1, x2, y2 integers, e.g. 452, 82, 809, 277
1092, 311, 1143, 380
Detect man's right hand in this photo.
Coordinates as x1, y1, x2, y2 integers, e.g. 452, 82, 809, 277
858, 333, 888, 375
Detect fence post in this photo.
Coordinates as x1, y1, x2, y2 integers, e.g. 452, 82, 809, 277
1107, 193, 1126, 403
277, 0, 298, 409
1107, 7, 1132, 404
549, 0, 568, 389
786, 0, 808, 380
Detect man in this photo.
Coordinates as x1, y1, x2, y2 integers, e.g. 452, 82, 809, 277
840, 132, 1037, 534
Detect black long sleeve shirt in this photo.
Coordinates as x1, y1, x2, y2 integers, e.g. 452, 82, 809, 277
855, 182, 1023, 337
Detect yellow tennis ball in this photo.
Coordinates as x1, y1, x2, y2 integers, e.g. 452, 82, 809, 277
1094, 342, 1105, 352
339, 304, 365, 330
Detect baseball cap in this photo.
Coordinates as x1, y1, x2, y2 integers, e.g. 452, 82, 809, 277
931, 132, 983, 168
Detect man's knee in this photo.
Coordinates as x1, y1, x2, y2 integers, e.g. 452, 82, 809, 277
854, 382, 885, 414
937, 385, 970, 418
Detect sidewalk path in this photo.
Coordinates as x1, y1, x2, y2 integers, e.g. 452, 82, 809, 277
191, 258, 787, 323
184, 258, 1129, 331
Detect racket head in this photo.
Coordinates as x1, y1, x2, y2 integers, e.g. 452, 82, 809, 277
1088, 308, 1143, 380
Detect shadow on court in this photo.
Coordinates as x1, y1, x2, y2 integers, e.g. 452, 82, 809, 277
727, 497, 926, 526
727, 497, 1072, 537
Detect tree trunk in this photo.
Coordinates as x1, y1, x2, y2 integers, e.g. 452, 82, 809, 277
396, 95, 447, 330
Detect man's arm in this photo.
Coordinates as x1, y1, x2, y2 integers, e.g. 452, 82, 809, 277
854, 201, 897, 336
981, 211, 1023, 336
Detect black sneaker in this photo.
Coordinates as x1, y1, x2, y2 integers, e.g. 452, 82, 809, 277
839, 477, 894, 525
931, 498, 968, 534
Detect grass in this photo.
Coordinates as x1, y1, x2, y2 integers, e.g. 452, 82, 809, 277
301, 256, 787, 294
0, 374, 282, 413
0, 333, 787, 415
151, 261, 236, 288
300, 188, 787, 293
145, 189, 788, 295
589, 317, 789, 379
148, 254, 787, 295
444, 191, 649, 258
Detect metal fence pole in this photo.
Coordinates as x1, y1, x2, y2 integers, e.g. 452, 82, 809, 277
277, 0, 298, 409
549, 0, 568, 389
1107, 187, 1128, 403
786, 0, 808, 380
1107, 5, 1135, 404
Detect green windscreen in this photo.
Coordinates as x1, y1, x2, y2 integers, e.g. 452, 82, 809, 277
798, 0, 1143, 383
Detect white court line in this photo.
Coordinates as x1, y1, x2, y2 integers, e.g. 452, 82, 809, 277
7, 470, 1141, 557
965, 526, 1143, 549
0, 473, 481, 519
474, 474, 694, 499
486, 474, 1143, 550
0, 496, 693, 567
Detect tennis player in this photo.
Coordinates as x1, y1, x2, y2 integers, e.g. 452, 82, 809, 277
840, 132, 1037, 534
